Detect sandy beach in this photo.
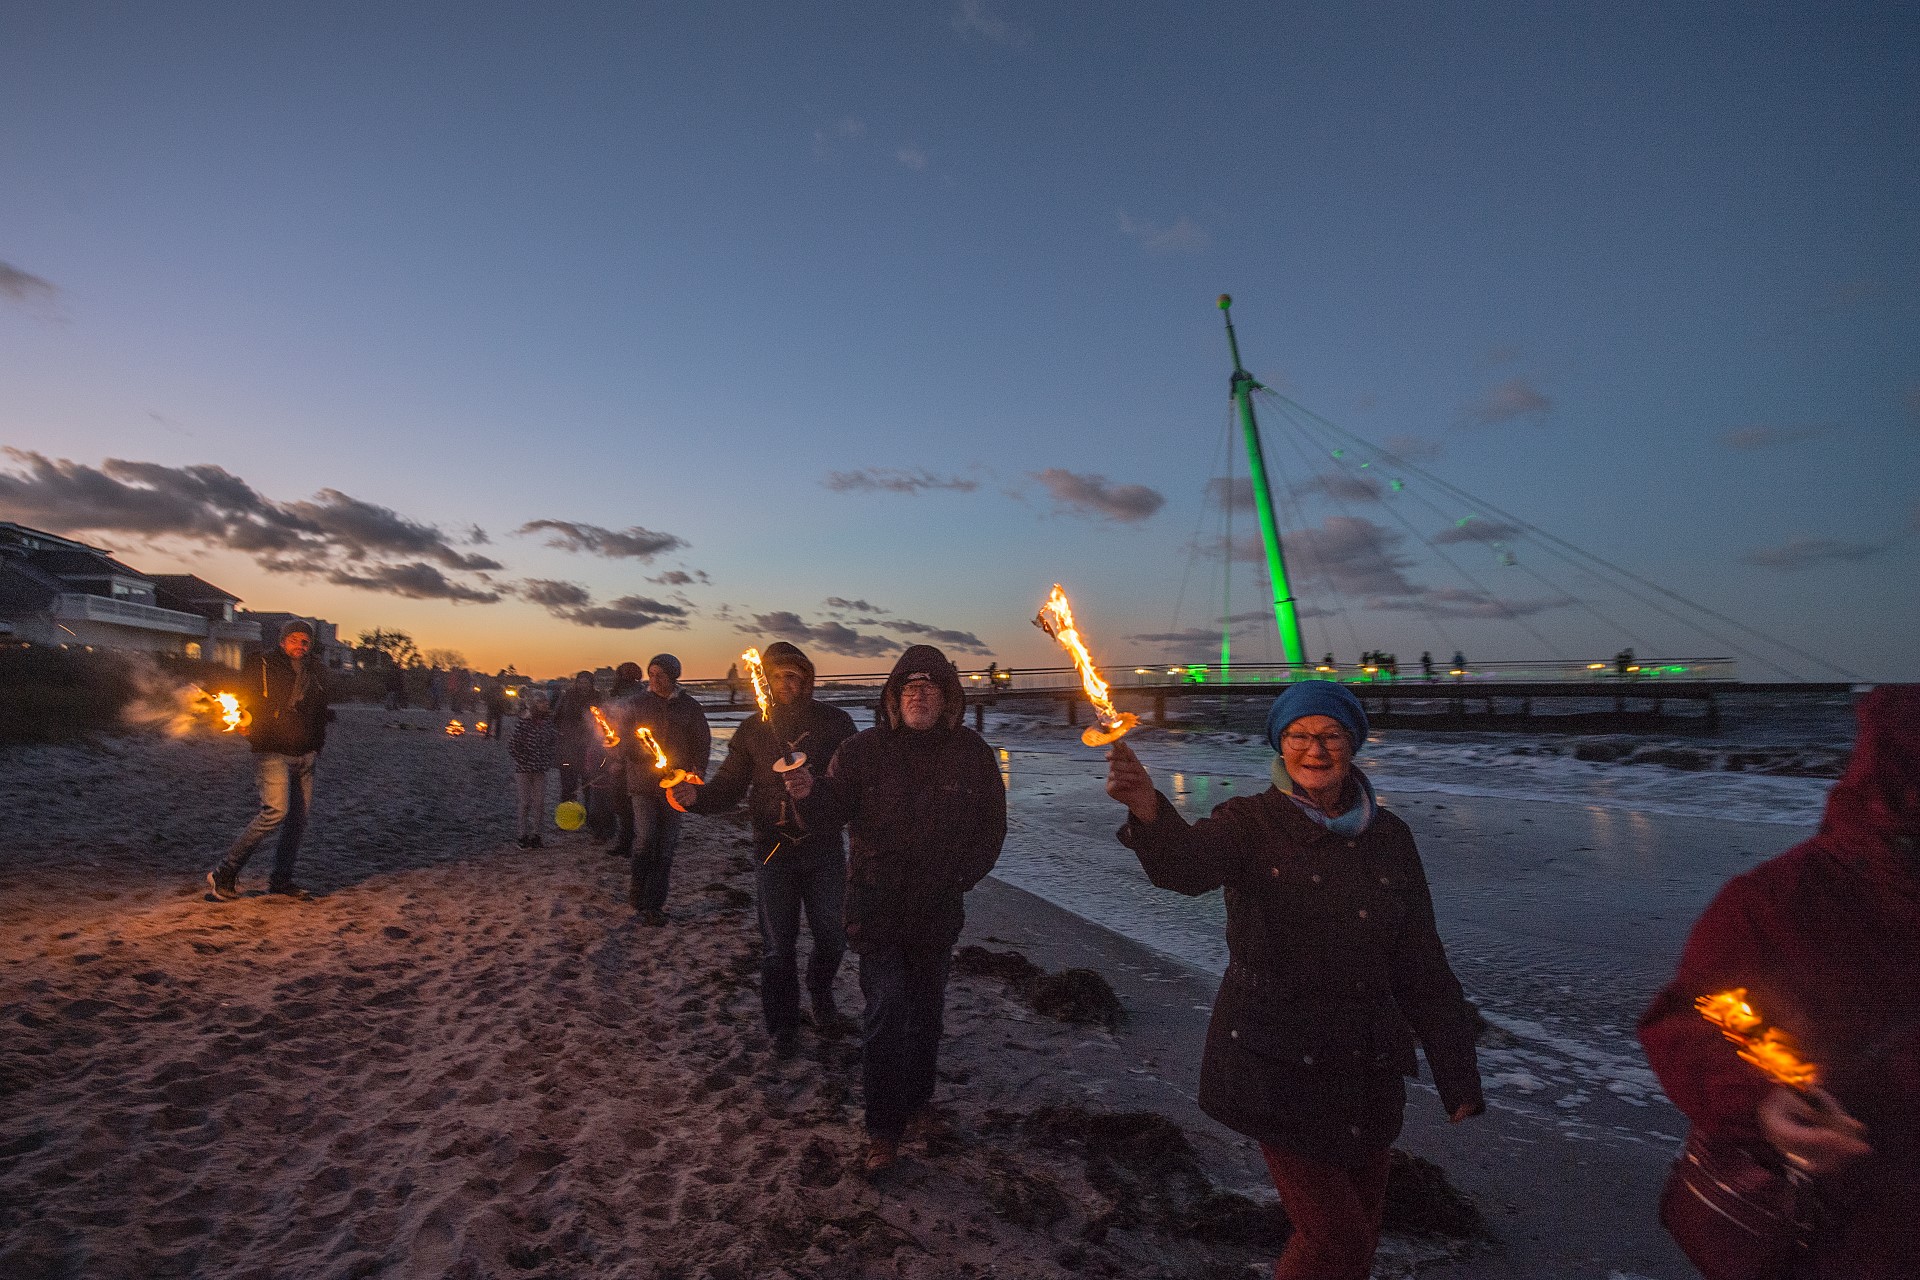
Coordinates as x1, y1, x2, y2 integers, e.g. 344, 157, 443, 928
2, 704, 1502, 1279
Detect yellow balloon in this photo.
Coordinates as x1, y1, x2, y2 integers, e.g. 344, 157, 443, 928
554, 801, 586, 831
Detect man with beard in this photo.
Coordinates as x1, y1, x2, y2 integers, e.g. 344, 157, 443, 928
675, 642, 858, 1058
783, 645, 1006, 1174
206, 619, 334, 901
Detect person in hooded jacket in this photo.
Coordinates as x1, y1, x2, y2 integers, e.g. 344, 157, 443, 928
675, 641, 859, 1057
1639, 684, 1919, 1280
1104, 680, 1483, 1280
207, 619, 335, 902
783, 644, 1006, 1173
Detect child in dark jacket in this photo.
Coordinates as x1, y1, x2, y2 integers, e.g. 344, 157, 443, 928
508, 693, 559, 848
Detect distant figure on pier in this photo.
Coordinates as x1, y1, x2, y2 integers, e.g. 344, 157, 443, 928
1451, 651, 1466, 681
1421, 651, 1434, 682
1615, 648, 1634, 678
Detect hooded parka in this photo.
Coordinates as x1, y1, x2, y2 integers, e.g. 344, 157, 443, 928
801, 645, 1006, 952
691, 641, 857, 858
1639, 685, 1920, 1278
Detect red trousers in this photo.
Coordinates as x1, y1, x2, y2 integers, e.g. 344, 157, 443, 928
1259, 1143, 1392, 1280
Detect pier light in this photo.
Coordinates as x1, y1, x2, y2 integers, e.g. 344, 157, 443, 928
1449, 669, 1464, 677
1587, 663, 1606, 670
1627, 665, 1641, 673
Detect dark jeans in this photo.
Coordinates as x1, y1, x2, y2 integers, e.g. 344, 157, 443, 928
756, 847, 847, 1034
587, 765, 625, 841
857, 939, 952, 1139
557, 747, 587, 803
629, 790, 683, 912
218, 751, 316, 890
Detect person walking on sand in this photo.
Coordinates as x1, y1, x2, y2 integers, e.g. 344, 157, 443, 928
1103, 680, 1483, 1280
508, 691, 558, 849
207, 620, 335, 902
483, 673, 508, 739
674, 641, 858, 1059
622, 654, 710, 925
782, 645, 1006, 1175
1639, 685, 1919, 1280
601, 662, 647, 854
553, 670, 598, 807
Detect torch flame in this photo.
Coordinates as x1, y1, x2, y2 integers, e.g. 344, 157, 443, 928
631, 726, 669, 771
741, 648, 773, 722
1034, 584, 1140, 747
446, 719, 466, 736
1695, 988, 1819, 1090
182, 686, 251, 734
214, 692, 247, 732
590, 705, 619, 748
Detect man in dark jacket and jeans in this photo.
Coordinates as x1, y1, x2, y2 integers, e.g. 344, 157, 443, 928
622, 653, 711, 925
677, 641, 858, 1058
784, 644, 1006, 1174
207, 619, 333, 901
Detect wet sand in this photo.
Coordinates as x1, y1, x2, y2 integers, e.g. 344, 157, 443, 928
3, 705, 1487, 1280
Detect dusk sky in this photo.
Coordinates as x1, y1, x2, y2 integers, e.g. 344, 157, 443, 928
4, 1, 1915, 680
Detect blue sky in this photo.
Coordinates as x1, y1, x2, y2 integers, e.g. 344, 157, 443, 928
3, 1, 1914, 679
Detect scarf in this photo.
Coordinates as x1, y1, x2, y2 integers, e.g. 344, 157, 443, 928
1269, 757, 1378, 837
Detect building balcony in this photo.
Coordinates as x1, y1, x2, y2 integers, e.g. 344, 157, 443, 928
51, 593, 210, 637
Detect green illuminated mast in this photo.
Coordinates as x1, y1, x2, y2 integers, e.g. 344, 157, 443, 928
1218, 295, 1308, 672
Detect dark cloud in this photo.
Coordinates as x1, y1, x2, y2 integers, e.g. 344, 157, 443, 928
1384, 434, 1444, 462
287, 489, 502, 570
1365, 586, 1569, 619
0, 449, 502, 600
1718, 424, 1829, 451
1286, 516, 1423, 598
1740, 537, 1893, 572
515, 519, 688, 561
1467, 377, 1552, 425
325, 562, 501, 604
743, 611, 897, 659
883, 619, 993, 655
518, 578, 689, 629
0, 262, 57, 305
821, 468, 979, 495
1031, 468, 1164, 522
1206, 477, 1255, 509
519, 578, 593, 610
1127, 628, 1233, 646
647, 569, 710, 586
825, 596, 887, 615
1292, 472, 1384, 503
1432, 516, 1524, 545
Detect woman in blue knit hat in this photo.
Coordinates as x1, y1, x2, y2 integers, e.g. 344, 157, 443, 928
1105, 680, 1483, 1280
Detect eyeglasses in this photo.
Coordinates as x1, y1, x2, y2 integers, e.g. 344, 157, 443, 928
1281, 730, 1351, 753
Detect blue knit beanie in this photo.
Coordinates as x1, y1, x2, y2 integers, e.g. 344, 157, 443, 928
1265, 681, 1369, 752
647, 653, 682, 682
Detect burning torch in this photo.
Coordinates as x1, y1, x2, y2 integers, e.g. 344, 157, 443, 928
1694, 989, 1819, 1091
632, 725, 703, 813
743, 647, 808, 777
1034, 584, 1139, 748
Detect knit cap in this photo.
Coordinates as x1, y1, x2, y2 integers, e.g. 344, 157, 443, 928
1264, 680, 1369, 752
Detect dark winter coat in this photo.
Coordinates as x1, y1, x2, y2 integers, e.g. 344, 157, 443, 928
242, 649, 331, 756
508, 716, 558, 774
691, 646, 857, 858
1639, 685, 1920, 1278
552, 685, 597, 752
622, 686, 713, 781
1119, 776, 1482, 1165
800, 645, 1006, 952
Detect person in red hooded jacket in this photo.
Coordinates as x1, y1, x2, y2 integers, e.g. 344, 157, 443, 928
1639, 685, 1920, 1279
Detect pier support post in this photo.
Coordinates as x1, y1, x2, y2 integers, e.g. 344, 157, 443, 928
1065, 696, 1078, 727
1154, 692, 1166, 725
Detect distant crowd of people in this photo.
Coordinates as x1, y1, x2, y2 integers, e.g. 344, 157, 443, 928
201, 618, 1917, 1276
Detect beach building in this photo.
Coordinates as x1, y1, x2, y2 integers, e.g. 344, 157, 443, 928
0, 521, 261, 667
